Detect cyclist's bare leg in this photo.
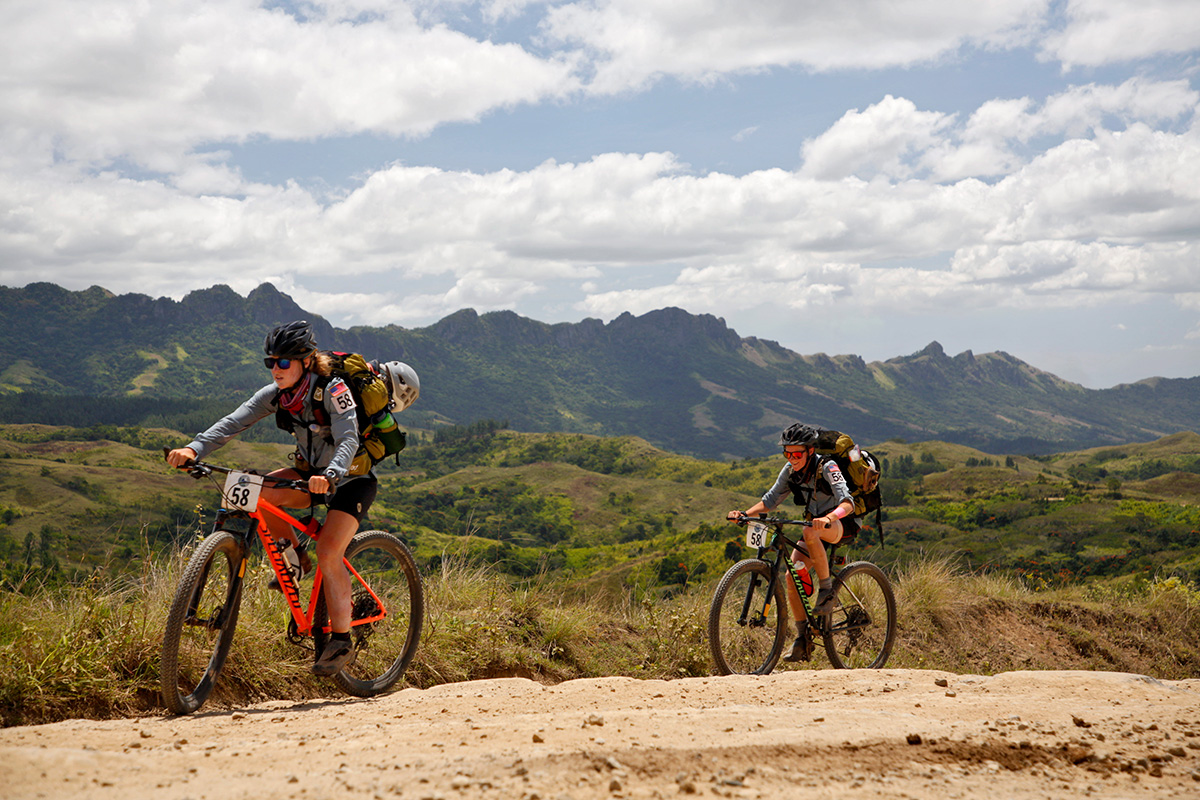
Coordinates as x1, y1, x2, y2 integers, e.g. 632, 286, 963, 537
803, 519, 844, 584
259, 468, 311, 549
314, 509, 358, 633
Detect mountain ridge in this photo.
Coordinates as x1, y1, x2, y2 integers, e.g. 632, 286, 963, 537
0, 282, 1195, 458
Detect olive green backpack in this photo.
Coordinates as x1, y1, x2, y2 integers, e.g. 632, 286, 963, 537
276, 351, 406, 475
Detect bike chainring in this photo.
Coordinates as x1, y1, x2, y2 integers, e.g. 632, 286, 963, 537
844, 607, 870, 648
286, 617, 314, 650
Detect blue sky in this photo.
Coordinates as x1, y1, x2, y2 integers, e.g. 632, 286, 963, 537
1, 0, 1198, 389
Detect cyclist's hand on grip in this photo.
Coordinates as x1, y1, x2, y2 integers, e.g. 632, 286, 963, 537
726, 510, 747, 524
308, 474, 331, 494
165, 447, 198, 468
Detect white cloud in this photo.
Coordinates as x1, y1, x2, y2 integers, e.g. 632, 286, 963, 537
800, 96, 955, 180
543, 0, 1049, 93
732, 126, 759, 143
1043, 0, 1200, 68
533, 0, 1200, 93
798, 78, 1198, 183
0, 0, 577, 169
4, 1, 1194, 180
5, 78, 1198, 331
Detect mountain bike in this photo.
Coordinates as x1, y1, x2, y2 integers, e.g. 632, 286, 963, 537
160, 456, 424, 715
709, 514, 895, 675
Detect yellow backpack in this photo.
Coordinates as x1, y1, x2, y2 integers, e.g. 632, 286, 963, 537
814, 429, 884, 544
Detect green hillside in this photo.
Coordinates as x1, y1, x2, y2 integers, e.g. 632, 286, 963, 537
2, 282, 1198, 458
2, 423, 1199, 725
3, 423, 1198, 594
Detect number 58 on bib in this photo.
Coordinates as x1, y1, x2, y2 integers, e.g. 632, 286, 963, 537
222, 471, 264, 511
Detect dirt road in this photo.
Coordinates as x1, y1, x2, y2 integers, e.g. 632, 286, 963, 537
3, 669, 1199, 799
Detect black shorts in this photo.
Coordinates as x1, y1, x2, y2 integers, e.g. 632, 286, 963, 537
841, 515, 861, 540
301, 473, 378, 522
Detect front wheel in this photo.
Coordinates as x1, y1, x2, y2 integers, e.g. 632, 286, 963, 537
821, 561, 896, 669
314, 530, 424, 697
161, 530, 246, 715
708, 558, 788, 676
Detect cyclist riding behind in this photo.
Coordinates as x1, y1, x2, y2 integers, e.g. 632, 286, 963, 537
165, 320, 376, 676
726, 422, 856, 663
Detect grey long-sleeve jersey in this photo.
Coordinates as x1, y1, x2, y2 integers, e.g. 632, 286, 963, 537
186, 377, 362, 484
760, 458, 854, 518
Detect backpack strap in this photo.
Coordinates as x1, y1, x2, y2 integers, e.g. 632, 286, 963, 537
815, 454, 838, 494
308, 375, 332, 429
273, 389, 293, 433
786, 458, 819, 511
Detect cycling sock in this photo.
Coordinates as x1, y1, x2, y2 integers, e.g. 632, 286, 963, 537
330, 631, 351, 643
819, 577, 832, 592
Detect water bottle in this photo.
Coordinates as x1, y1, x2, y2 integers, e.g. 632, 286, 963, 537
374, 411, 406, 454
273, 540, 302, 585
797, 564, 814, 596
283, 542, 303, 583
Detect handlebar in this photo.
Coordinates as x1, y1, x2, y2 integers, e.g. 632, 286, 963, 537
162, 448, 311, 492
728, 512, 812, 527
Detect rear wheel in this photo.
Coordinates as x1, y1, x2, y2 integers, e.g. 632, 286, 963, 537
821, 561, 896, 669
708, 558, 787, 675
314, 531, 424, 697
161, 531, 246, 714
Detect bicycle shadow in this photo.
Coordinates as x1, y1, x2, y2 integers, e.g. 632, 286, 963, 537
165, 694, 378, 721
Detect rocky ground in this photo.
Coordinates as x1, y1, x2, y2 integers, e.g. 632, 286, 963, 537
3, 669, 1199, 799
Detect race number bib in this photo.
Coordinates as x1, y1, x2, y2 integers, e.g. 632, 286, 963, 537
745, 520, 772, 549
223, 471, 263, 511
329, 380, 357, 414
825, 461, 848, 491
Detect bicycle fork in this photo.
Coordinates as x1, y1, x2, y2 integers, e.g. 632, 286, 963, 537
739, 560, 783, 628
186, 549, 248, 632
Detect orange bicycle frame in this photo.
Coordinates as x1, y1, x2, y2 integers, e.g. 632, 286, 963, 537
249, 498, 388, 636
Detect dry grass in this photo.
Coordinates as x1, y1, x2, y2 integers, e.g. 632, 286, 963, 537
2, 551, 1197, 728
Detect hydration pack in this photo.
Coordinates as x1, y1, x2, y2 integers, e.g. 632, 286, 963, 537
276, 351, 409, 473
796, 428, 885, 546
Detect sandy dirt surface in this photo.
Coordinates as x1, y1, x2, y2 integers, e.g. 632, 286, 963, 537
3, 669, 1199, 799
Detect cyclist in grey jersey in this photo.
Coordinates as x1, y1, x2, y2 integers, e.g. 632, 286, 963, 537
167, 320, 373, 676
759, 457, 855, 521
727, 423, 856, 662
185, 379, 359, 486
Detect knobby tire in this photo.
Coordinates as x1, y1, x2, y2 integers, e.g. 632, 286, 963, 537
708, 558, 787, 676
313, 530, 424, 697
160, 530, 245, 715
821, 560, 897, 669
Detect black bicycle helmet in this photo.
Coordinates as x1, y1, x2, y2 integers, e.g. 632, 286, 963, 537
264, 320, 317, 359
778, 422, 820, 447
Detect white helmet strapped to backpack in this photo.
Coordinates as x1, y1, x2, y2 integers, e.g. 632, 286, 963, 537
378, 361, 420, 411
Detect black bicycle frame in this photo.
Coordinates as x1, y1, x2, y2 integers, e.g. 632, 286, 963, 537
748, 525, 843, 629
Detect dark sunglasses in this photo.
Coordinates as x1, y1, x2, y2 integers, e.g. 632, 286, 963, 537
264, 357, 295, 369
